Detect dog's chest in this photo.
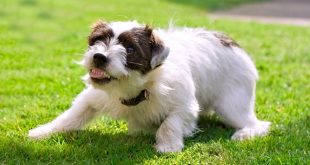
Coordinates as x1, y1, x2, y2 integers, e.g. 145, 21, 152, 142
127, 99, 167, 124
102, 80, 172, 127
106, 94, 169, 127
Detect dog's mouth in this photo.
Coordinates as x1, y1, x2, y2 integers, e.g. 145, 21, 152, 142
89, 68, 117, 84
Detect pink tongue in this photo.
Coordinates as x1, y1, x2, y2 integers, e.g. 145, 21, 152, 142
90, 68, 105, 79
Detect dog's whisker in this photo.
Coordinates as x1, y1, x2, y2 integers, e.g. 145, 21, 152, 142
126, 61, 144, 66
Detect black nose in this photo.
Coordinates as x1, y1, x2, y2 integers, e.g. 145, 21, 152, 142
93, 53, 108, 67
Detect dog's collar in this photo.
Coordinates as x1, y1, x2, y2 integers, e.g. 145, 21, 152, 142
120, 89, 149, 106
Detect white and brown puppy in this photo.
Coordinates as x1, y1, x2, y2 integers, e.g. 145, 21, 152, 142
29, 21, 271, 153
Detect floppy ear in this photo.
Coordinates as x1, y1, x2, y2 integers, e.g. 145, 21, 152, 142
88, 20, 114, 46
145, 26, 170, 69
91, 20, 107, 30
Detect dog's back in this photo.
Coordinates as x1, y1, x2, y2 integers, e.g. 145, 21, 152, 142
157, 28, 258, 110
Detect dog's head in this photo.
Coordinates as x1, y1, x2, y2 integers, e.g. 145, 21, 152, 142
83, 21, 169, 91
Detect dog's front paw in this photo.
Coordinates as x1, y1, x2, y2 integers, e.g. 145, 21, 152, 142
28, 124, 54, 140
155, 142, 184, 153
231, 121, 271, 140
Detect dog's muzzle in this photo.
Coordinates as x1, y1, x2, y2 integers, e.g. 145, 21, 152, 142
93, 53, 108, 67
89, 53, 117, 84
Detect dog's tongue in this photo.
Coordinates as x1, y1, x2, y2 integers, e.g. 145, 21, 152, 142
90, 68, 106, 79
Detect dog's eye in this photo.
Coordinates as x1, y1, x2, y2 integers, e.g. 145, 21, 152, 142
126, 47, 135, 54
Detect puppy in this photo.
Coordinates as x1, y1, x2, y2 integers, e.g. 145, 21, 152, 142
29, 21, 271, 153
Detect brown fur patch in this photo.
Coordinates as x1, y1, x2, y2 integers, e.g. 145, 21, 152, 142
213, 32, 240, 47
88, 21, 114, 46
118, 26, 164, 74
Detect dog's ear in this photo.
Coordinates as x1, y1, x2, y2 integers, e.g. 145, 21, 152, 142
144, 26, 170, 69
91, 20, 107, 29
88, 20, 114, 45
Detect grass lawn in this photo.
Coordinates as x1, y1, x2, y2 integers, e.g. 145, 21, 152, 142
1, 0, 309, 164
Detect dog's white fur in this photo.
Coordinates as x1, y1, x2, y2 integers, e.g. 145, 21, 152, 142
29, 21, 271, 153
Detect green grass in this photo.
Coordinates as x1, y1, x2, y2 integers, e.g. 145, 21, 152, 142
1, 0, 309, 164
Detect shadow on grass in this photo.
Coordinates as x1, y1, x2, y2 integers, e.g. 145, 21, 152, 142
167, 0, 267, 11
2, 117, 233, 163
3, 116, 310, 163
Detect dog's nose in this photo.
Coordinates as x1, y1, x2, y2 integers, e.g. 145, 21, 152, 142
93, 53, 108, 66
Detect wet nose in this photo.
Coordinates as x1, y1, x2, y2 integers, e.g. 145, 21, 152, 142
93, 53, 108, 67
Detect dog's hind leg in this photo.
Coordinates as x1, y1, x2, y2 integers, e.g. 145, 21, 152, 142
28, 88, 105, 139
214, 84, 271, 140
